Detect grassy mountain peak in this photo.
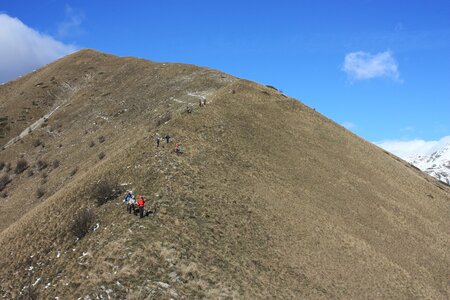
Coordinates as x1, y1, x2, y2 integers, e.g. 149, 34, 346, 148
0, 49, 449, 299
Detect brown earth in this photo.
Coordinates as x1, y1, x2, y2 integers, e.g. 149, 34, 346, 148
0, 49, 449, 299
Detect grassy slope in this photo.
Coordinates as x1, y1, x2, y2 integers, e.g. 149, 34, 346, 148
0, 50, 449, 299
0, 49, 232, 231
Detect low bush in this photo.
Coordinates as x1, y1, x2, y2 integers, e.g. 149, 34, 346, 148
92, 180, 122, 206
89, 141, 95, 148
36, 160, 48, 171
15, 159, 29, 174
52, 159, 60, 169
36, 187, 45, 199
0, 174, 10, 192
0, 161, 4, 171
98, 152, 105, 160
70, 208, 95, 239
98, 135, 106, 143
32, 139, 42, 147
69, 167, 78, 177
156, 112, 172, 127
266, 85, 279, 91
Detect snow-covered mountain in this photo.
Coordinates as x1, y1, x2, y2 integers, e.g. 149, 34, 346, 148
376, 136, 450, 185
407, 141, 450, 185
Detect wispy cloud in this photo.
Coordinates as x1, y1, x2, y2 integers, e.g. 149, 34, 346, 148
0, 13, 76, 83
375, 136, 450, 159
342, 50, 400, 81
57, 4, 84, 38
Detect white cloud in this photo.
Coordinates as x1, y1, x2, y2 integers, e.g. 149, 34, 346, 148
375, 136, 450, 159
57, 4, 84, 38
342, 50, 400, 81
0, 14, 76, 83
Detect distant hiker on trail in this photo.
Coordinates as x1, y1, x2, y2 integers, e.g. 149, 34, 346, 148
128, 195, 136, 214
123, 191, 133, 211
175, 143, 183, 155
199, 98, 203, 107
187, 105, 192, 113
156, 136, 161, 147
137, 195, 145, 218
165, 134, 170, 143
203, 98, 206, 106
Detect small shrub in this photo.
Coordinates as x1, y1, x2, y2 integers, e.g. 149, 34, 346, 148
36, 160, 48, 171
92, 180, 122, 206
266, 85, 279, 91
89, 141, 95, 148
4, 162, 11, 172
98, 152, 105, 160
70, 208, 95, 239
0, 161, 4, 171
36, 187, 45, 199
0, 191, 7, 198
52, 159, 60, 169
15, 159, 29, 174
98, 136, 106, 143
70, 167, 78, 177
19, 278, 38, 300
0, 174, 10, 192
32, 139, 42, 147
156, 112, 172, 127
27, 170, 34, 177
41, 172, 48, 179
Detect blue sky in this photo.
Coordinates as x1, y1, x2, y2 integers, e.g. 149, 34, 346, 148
1, 0, 449, 155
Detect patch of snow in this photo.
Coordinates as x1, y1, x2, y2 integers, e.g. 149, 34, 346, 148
45, 283, 51, 289
93, 223, 100, 231
157, 282, 170, 289
57, 251, 61, 258
32, 278, 41, 286
171, 98, 184, 104
407, 140, 450, 185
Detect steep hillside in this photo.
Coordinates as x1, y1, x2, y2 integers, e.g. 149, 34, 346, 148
0, 50, 449, 299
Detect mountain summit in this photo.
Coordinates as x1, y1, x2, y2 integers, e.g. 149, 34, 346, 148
0, 49, 449, 299
408, 138, 450, 185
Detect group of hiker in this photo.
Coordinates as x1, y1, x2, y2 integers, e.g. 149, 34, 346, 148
155, 134, 183, 154
155, 134, 170, 147
128, 98, 206, 217
123, 191, 146, 218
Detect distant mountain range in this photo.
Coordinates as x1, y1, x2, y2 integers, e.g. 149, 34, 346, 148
408, 141, 450, 185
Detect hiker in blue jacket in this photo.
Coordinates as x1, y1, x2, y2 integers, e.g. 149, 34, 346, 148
123, 191, 133, 211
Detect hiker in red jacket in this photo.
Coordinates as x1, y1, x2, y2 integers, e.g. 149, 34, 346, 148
137, 195, 145, 218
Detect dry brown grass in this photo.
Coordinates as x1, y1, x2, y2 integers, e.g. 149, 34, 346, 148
0, 49, 448, 299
